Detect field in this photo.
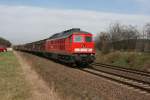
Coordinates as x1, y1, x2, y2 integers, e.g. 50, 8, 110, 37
96, 51, 150, 71
18, 52, 106, 100
17, 51, 150, 100
0, 51, 149, 100
0, 52, 30, 100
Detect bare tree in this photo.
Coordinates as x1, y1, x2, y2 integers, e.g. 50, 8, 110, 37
142, 23, 150, 52
0, 37, 11, 47
123, 25, 139, 50
99, 32, 111, 53
108, 23, 139, 50
109, 23, 123, 42
95, 33, 101, 50
122, 25, 139, 40
145, 23, 150, 39
96, 22, 150, 52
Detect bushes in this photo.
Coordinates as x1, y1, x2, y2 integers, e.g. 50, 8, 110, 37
0, 37, 11, 47
95, 23, 150, 53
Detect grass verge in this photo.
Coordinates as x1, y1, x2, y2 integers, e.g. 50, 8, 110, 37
0, 52, 30, 100
96, 51, 150, 71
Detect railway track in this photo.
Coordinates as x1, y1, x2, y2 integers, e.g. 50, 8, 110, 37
94, 63, 150, 77
80, 63, 150, 93
93, 63, 150, 84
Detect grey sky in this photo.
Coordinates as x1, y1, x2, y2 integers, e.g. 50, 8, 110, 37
0, 5, 150, 44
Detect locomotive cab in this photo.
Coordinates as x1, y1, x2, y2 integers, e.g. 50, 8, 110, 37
71, 32, 95, 66
72, 33, 95, 53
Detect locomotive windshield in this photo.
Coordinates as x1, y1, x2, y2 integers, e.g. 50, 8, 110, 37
74, 35, 83, 42
85, 36, 92, 42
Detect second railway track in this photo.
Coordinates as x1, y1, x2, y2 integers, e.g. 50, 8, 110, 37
80, 63, 150, 93
92, 63, 150, 84
93, 63, 150, 77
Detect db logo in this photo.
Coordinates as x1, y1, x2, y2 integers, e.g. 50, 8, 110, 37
82, 44, 86, 48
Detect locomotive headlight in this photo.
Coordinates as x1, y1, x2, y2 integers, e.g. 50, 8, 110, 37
88, 48, 93, 52
74, 48, 80, 52
74, 48, 93, 52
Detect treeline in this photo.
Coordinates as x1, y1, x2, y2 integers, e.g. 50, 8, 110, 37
95, 23, 150, 53
0, 37, 11, 47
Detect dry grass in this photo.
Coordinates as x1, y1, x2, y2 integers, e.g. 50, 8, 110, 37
19, 52, 102, 100
18, 51, 150, 100
14, 51, 61, 100
96, 51, 150, 71
0, 52, 30, 100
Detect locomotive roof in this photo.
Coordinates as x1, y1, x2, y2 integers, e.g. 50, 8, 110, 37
23, 28, 90, 45
48, 28, 90, 40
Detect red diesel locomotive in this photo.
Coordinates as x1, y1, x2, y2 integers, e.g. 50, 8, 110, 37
15, 28, 95, 66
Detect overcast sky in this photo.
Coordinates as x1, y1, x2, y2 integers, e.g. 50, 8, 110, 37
0, 0, 150, 44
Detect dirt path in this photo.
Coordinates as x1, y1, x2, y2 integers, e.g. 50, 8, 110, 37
14, 51, 61, 100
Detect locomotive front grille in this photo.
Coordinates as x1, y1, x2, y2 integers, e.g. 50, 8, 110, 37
74, 54, 95, 63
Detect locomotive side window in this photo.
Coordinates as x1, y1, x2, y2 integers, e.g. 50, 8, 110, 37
85, 36, 92, 42
74, 35, 83, 42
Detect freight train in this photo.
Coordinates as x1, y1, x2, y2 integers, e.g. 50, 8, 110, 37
14, 28, 95, 66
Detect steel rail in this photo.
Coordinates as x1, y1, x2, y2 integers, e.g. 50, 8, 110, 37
81, 68, 150, 93
93, 63, 150, 77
